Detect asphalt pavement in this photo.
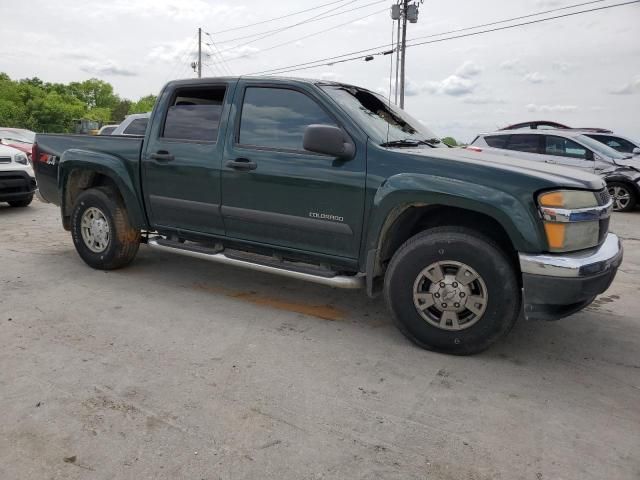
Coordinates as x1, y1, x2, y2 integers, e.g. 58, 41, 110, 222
1, 200, 639, 479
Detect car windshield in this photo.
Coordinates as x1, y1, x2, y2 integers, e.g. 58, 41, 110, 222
320, 84, 444, 147
576, 134, 629, 160
0, 128, 35, 144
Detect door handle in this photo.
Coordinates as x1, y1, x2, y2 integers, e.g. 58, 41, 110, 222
546, 159, 556, 164
150, 151, 175, 162
226, 158, 257, 171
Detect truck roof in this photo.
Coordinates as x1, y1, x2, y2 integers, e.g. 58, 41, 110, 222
165, 76, 362, 90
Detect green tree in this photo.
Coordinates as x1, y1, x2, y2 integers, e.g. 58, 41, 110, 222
68, 79, 119, 110
442, 136, 458, 147
111, 99, 132, 122
128, 95, 156, 114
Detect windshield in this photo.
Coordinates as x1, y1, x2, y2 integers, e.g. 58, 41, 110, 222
577, 134, 629, 160
0, 128, 35, 144
320, 84, 444, 147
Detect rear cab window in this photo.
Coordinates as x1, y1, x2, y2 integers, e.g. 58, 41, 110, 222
237, 87, 336, 151
162, 86, 226, 142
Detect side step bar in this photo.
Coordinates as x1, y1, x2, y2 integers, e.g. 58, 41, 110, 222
147, 237, 364, 289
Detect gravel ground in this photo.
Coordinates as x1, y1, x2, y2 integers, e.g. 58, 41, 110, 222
1, 199, 639, 480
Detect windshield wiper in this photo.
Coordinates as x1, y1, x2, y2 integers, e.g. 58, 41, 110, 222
380, 138, 439, 148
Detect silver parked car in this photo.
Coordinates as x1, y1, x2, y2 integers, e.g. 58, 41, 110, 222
470, 130, 640, 211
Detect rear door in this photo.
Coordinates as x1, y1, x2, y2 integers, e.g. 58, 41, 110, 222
142, 82, 233, 235
220, 81, 366, 260
542, 135, 595, 173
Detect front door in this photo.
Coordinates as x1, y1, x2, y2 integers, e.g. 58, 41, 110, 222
142, 83, 231, 235
542, 135, 596, 173
220, 82, 366, 260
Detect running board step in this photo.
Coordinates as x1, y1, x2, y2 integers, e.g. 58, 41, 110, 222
147, 237, 364, 289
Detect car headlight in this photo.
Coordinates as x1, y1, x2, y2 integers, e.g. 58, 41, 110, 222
537, 189, 611, 252
14, 153, 29, 165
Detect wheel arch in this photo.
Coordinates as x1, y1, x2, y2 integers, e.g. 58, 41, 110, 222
59, 150, 146, 230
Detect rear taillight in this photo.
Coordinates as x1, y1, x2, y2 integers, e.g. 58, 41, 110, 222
465, 146, 483, 152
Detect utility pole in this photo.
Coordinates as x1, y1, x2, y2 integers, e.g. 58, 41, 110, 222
197, 27, 202, 78
394, 12, 401, 104
391, 1, 420, 108
399, 0, 408, 108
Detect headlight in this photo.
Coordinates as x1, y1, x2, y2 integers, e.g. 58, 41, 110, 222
537, 189, 611, 252
14, 153, 29, 165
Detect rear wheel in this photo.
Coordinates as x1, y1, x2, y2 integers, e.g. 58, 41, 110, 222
607, 182, 637, 212
384, 227, 520, 355
71, 187, 140, 270
8, 194, 33, 208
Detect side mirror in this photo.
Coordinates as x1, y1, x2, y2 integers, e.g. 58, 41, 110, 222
303, 124, 355, 159
633, 147, 640, 156
585, 150, 594, 161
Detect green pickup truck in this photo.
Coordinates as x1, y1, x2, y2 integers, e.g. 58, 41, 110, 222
33, 77, 622, 354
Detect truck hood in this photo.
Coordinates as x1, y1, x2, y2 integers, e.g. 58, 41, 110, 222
390, 146, 604, 191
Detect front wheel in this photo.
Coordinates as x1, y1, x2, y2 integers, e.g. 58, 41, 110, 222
607, 182, 637, 212
384, 227, 521, 355
71, 187, 140, 270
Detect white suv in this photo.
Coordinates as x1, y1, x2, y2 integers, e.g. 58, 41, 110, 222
0, 143, 37, 207
470, 130, 640, 212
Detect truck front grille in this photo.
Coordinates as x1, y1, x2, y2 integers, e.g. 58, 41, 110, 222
0, 156, 11, 164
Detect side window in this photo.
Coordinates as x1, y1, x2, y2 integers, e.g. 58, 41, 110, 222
123, 118, 148, 135
162, 86, 226, 142
484, 135, 509, 149
545, 136, 590, 159
238, 87, 336, 151
505, 134, 540, 153
587, 135, 635, 153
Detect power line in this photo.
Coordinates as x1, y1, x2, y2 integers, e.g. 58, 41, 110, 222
245, 0, 639, 76
206, 7, 387, 66
209, 0, 349, 35
204, 34, 234, 75
212, 0, 386, 45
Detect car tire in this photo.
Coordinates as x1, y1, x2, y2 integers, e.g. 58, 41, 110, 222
8, 194, 34, 208
71, 187, 140, 270
384, 227, 521, 355
607, 182, 637, 212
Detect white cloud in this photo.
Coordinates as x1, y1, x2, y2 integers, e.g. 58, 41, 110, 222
609, 75, 640, 95
462, 95, 506, 105
423, 61, 481, 96
81, 0, 242, 20
524, 72, 547, 84
552, 61, 576, 74
526, 104, 578, 113
80, 60, 137, 77
499, 58, 527, 74
455, 61, 482, 79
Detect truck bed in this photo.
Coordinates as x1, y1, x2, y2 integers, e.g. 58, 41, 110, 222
34, 134, 143, 205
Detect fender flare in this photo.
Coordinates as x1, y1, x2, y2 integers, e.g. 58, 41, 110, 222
59, 149, 146, 229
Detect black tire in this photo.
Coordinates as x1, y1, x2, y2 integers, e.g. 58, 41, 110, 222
8, 194, 34, 208
384, 227, 521, 355
71, 187, 140, 270
607, 182, 637, 212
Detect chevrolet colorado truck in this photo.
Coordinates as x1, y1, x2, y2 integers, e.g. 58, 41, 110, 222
32, 77, 623, 354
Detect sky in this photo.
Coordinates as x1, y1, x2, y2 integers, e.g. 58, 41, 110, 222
1, 0, 639, 142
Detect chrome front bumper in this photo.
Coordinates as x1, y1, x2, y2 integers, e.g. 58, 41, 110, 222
519, 233, 622, 278
519, 233, 623, 320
